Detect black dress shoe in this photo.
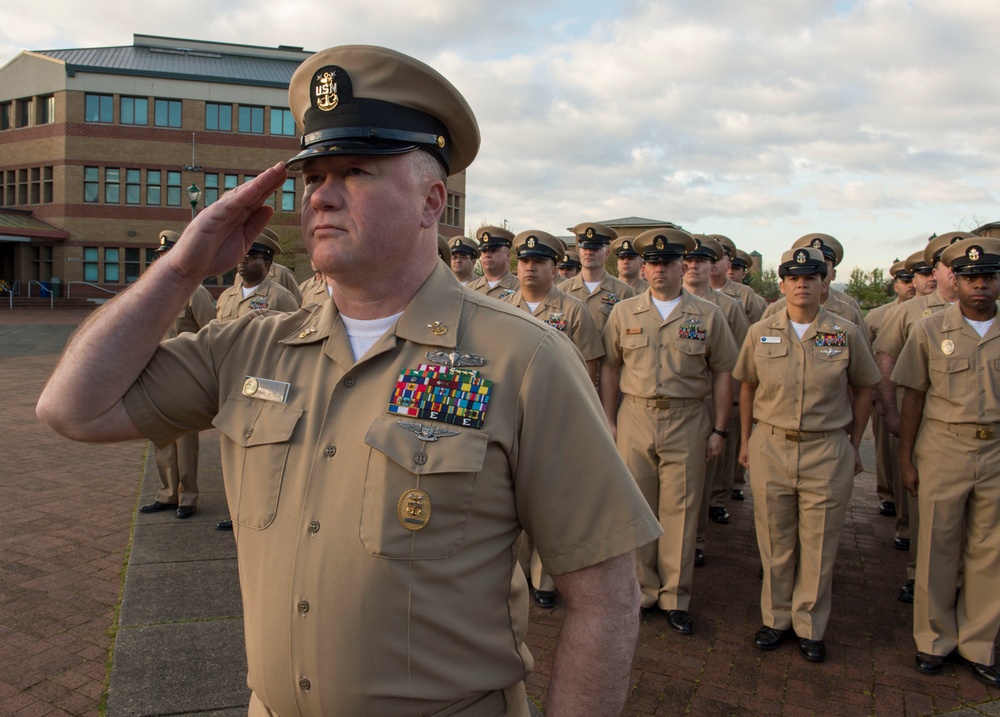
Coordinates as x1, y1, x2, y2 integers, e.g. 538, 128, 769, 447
694, 548, 706, 567
799, 639, 826, 662
175, 506, 196, 519
139, 500, 178, 513
898, 579, 914, 604
708, 506, 730, 524
731, 489, 745, 501
758, 566, 764, 580
879, 501, 897, 517
966, 660, 1000, 687
533, 590, 556, 608
914, 652, 944, 674
893, 537, 910, 551
216, 519, 233, 531
754, 626, 787, 650
665, 610, 694, 635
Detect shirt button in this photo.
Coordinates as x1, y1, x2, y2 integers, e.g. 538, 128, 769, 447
243, 427, 253, 439
344, 376, 356, 388
414, 452, 428, 465
308, 520, 320, 533
298, 599, 309, 613
298, 677, 311, 691
324, 445, 337, 458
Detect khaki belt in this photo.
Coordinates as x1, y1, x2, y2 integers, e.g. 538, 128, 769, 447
757, 421, 833, 443
625, 395, 700, 409
946, 422, 1000, 440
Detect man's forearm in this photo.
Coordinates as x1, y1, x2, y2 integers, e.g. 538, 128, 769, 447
849, 386, 874, 448
711, 371, 732, 431
898, 388, 926, 469
599, 364, 621, 426
875, 353, 899, 424
547, 552, 640, 716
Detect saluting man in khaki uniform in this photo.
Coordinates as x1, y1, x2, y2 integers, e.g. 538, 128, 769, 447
37, 44, 664, 716
466, 225, 519, 299
601, 228, 738, 635
612, 236, 648, 293
562, 222, 635, 332
138, 230, 216, 519
735, 246, 879, 663
894, 236, 1000, 688
216, 231, 299, 321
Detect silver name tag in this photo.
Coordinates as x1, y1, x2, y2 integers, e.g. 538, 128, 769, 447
242, 376, 290, 403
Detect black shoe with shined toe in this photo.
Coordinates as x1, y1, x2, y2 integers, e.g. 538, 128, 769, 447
139, 500, 177, 513
665, 609, 694, 635
533, 590, 556, 608
708, 506, 730, 524
754, 626, 787, 650
915, 652, 944, 674
893, 537, 910, 551
694, 548, 706, 567
898, 579, 914, 604
216, 519, 233, 531
879, 501, 897, 517
176, 506, 196, 519
731, 489, 744, 501
964, 658, 1000, 687
799, 639, 826, 662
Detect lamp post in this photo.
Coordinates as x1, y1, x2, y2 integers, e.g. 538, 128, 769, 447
187, 184, 202, 219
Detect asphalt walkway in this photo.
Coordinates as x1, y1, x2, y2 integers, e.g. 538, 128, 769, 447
2, 305, 999, 716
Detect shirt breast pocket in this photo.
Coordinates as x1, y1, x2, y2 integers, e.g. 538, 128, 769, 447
930, 356, 972, 397
361, 416, 489, 559
812, 346, 850, 389
213, 398, 304, 530
754, 342, 788, 385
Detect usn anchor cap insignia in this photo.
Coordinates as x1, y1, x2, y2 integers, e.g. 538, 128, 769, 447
398, 488, 431, 531
968, 246, 981, 262
313, 68, 340, 112
795, 249, 808, 264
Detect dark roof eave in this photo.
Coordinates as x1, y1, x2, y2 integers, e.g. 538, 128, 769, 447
63, 64, 291, 89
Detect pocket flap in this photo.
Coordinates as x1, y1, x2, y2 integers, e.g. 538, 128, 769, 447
755, 342, 788, 358
675, 339, 707, 355
621, 334, 648, 349
213, 397, 303, 447
365, 416, 488, 474
930, 356, 970, 374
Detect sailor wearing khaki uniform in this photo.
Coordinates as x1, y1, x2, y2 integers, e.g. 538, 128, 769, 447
894, 237, 1000, 688
233, 227, 304, 304
736, 247, 879, 663
216, 232, 300, 321
612, 236, 648, 293
601, 228, 737, 635
562, 222, 635, 333
466, 225, 519, 299
711, 234, 766, 326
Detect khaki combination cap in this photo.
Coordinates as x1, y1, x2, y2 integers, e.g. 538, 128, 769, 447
156, 229, 181, 253
792, 233, 843, 266
925, 231, 976, 267
687, 234, 723, 262
634, 228, 695, 262
449, 236, 479, 257
942, 237, 1000, 275
732, 250, 753, 270
611, 236, 640, 257
779, 247, 828, 278
890, 260, 913, 280
286, 45, 480, 175
904, 249, 933, 274
573, 222, 617, 249
710, 234, 737, 260
513, 230, 563, 262
476, 225, 515, 249
249, 228, 281, 258
558, 250, 582, 269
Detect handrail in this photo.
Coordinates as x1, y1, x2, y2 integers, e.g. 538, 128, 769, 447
26, 280, 55, 308
66, 281, 118, 299
1, 279, 15, 310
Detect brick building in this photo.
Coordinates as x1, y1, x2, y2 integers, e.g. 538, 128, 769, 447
0, 34, 469, 298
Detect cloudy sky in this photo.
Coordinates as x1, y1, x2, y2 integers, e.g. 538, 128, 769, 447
3, 0, 1000, 275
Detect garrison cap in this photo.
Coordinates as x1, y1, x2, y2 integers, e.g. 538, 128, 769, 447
611, 236, 639, 257
248, 228, 281, 259
710, 234, 737, 260
904, 249, 933, 275
476, 225, 515, 249
942, 237, 1000, 275
890, 260, 913, 281
156, 229, 181, 253
925, 231, 975, 267
732, 250, 753, 270
286, 45, 480, 176
779, 247, 828, 278
687, 234, 723, 261
792, 233, 843, 266
573, 222, 617, 249
634, 228, 695, 262
558, 250, 582, 269
437, 234, 451, 263
513, 230, 562, 261
449, 235, 479, 257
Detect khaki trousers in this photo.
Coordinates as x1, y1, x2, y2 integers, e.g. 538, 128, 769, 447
618, 398, 709, 611
697, 411, 741, 551
153, 431, 199, 507
749, 425, 854, 640
872, 411, 896, 505
913, 419, 1000, 664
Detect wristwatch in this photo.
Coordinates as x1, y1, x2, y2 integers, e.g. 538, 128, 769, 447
711, 427, 729, 438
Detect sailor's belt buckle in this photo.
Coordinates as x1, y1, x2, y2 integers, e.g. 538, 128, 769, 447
784, 430, 801, 442
976, 426, 994, 440
654, 398, 672, 409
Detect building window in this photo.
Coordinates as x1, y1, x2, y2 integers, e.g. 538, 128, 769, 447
154, 99, 182, 128
38, 96, 54, 124
105, 168, 120, 204
120, 97, 148, 125
204, 173, 219, 206
166, 171, 181, 206
206, 103, 232, 131
17, 169, 28, 204
30, 168, 40, 204
105, 248, 120, 282
270, 108, 295, 136
145, 248, 158, 266
125, 169, 141, 204
4, 170, 14, 205
280, 178, 295, 211
43, 167, 53, 203
31, 246, 53, 282
238, 105, 264, 133
1, 102, 10, 130
146, 170, 161, 205
224, 173, 238, 192
83, 247, 99, 282
84, 167, 99, 202
85, 94, 113, 123
444, 192, 462, 227
15, 98, 32, 128
125, 248, 141, 283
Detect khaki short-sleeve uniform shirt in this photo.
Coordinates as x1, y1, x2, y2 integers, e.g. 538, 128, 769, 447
122, 262, 661, 716
721, 278, 766, 325
562, 272, 636, 333
763, 292, 866, 338
873, 290, 950, 360
863, 298, 903, 345
216, 277, 300, 322
697, 287, 750, 348
602, 288, 739, 399
733, 307, 880, 432
169, 284, 215, 338
466, 271, 520, 300
503, 285, 605, 362
298, 278, 330, 308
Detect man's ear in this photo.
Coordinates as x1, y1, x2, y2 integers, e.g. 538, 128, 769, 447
420, 180, 446, 229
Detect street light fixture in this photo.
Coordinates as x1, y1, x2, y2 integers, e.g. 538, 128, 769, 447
187, 184, 202, 219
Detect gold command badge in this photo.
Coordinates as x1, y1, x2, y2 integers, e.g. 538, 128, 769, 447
314, 70, 339, 112
941, 339, 955, 356
243, 377, 259, 396
397, 488, 431, 531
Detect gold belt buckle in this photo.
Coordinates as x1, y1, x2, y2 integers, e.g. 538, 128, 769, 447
976, 426, 994, 440
785, 430, 801, 442
654, 398, 671, 409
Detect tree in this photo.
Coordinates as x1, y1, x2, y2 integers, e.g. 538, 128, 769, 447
748, 267, 780, 303
845, 267, 893, 309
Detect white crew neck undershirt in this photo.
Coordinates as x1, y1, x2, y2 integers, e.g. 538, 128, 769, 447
966, 316, 996, 338
241, 285, 258, 299
790, 320, 812, 339
584, 280, 601, 294
340, 312, 404, 361
651, 296, 681, 321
